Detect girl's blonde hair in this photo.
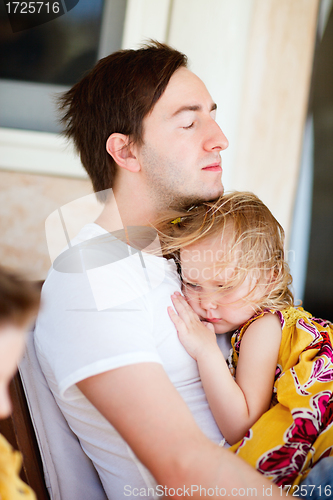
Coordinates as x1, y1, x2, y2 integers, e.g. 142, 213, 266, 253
157, 191, 294, 311
0, 266, 41, 327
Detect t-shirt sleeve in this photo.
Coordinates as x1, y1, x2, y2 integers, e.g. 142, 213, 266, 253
35, 258, 163, 400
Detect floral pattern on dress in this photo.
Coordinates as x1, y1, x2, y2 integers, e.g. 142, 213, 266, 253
229, 307, 333, 486
291, 321, 333, 396
257, 392, 333, 486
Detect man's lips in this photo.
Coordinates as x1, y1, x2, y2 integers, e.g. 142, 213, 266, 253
202, 163, 222, 172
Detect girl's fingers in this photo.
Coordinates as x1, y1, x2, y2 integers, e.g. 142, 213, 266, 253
201, 321, 215, 333
168, 305, 187, 328
171, 294, 198, 321
171, 293, 187, 309
171, 295, 191, 321
167, 307, 188, 336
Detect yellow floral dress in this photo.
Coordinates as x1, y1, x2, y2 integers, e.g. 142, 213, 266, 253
229, 306, 333, 487
0, 434, 36, 500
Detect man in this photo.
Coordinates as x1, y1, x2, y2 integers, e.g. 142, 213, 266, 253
35, 42, 281, 499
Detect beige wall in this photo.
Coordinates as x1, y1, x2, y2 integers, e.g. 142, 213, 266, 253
0, 171, 93, 280
232, 0, 319, 241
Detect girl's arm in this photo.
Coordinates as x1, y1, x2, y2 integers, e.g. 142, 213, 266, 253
168, 294, 281, 445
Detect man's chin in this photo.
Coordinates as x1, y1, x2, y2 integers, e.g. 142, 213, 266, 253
205, 185, 224, 202
201, 180, 224, 200
174, 186, 224, 209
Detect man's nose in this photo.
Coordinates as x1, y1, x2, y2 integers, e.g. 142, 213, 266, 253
204, 119, 229, 152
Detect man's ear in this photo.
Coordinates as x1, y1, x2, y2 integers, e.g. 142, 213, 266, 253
106, 133, 140, 173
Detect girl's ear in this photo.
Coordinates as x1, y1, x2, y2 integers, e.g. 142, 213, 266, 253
106, 133, 141, 173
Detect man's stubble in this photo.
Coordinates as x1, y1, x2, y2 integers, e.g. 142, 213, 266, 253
140, 143, 224, 213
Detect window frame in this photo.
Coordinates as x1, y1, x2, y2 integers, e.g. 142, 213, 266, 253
0, 0, 129, 178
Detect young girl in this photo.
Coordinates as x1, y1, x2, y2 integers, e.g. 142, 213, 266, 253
0, 266, 40, 500
160, 191, 333, 489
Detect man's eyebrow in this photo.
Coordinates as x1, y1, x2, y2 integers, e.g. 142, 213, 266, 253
171, 103, 217, 118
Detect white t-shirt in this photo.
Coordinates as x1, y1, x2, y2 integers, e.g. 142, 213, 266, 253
35, 223, 231, 499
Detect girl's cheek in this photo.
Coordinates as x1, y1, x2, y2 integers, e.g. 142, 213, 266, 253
181, 284, 190, 301
0, 382, 12, 419
187, 297, 201, 313
183, 290, 195, 305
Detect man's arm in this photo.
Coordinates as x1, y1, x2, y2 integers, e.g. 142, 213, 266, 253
77, 363, 281, 499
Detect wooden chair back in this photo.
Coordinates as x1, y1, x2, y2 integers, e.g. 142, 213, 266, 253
0, 372, 50, 500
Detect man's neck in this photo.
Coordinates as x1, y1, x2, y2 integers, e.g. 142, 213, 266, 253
94, 186, 159, 233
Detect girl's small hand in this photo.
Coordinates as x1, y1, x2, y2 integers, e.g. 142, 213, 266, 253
168, 292, 218, 361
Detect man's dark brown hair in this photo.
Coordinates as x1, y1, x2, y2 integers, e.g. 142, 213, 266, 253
0, 266, 41, 327
58, 41, 188, 197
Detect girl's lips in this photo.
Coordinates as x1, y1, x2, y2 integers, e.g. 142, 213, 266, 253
205, 318, 222, 323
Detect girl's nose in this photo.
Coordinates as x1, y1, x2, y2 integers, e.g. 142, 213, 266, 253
200, 295, 218, 311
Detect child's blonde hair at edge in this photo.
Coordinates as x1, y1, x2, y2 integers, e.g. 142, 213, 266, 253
0, 266, 41, 328
158, 191, 294, 313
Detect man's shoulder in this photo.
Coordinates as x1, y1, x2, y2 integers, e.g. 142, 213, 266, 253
41, 222, 179, 314
72, 222, 108, 245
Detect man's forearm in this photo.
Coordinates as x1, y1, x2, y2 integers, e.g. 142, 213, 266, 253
78, 362, 280, 500
156, 438, 281, 499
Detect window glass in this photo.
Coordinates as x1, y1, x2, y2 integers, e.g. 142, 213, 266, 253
0, 0, 127, 132
303, 6, 333, 319
0, 0, 105, 85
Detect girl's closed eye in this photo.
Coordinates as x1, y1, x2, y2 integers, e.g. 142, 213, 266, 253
183, 281, 200, 290
217, 283, 235, 293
